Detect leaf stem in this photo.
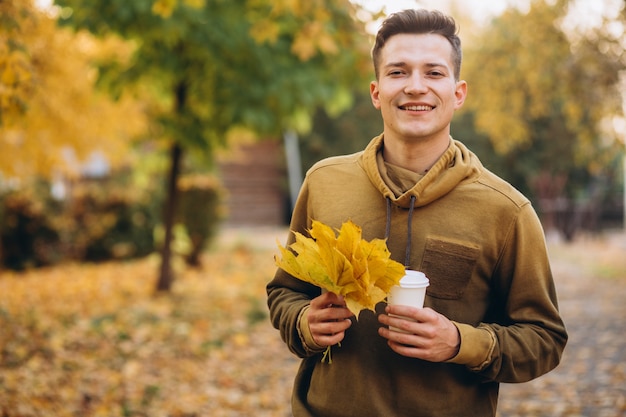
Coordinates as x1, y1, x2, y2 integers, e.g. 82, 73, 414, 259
321, 342, 341, 364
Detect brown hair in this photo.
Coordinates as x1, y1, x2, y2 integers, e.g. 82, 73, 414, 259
372, 9, 462, 80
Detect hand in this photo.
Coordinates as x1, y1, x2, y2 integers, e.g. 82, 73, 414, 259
307, 292, 354, 348
378, 305, 460, 362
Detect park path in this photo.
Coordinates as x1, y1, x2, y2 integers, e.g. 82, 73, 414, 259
497, 233, 626, 417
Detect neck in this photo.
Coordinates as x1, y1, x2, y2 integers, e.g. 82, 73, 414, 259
382, 136, 450, 174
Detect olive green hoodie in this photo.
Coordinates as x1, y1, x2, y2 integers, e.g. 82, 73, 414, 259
267, 135, 567, 417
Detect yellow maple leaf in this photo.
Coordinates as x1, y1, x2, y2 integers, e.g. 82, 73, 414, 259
275, 220, 405, 318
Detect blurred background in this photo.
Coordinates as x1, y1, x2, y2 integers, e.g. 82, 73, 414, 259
0, 0, 625, 416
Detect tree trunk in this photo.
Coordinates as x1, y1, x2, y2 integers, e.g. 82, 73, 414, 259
155, 142, 183, 292
155, 78, 188, 293
623, 153, 626, 232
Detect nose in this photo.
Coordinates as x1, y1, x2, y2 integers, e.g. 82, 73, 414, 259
404, 73, 428, 95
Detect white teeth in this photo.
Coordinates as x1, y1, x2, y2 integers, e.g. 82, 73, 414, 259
403, 105, 433, 111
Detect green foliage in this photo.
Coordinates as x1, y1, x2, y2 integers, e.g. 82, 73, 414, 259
55, 0, 373, 156
53, 0, 374, 291
300, 92, 382, 172
452, 112, 521, 188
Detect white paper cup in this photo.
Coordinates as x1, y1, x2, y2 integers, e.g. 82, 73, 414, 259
387, 270, 429, 332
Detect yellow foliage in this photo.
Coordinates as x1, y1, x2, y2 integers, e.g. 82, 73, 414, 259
0, 1, 147, 179
461, 3, 570, 155
182, 0, 205, 9
152, 0, 176, 18
0, 1, 35, 124
275, 220, 405, 318
291, 21, 339, 61
247, 0, 342, 61
248, 19, 281, 44
152, 0, 206, 18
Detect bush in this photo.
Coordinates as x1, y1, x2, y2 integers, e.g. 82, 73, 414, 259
57, 177, 161, 262
0, 174, 162, 270
177, 174, 226, 267
0, 183, 62, 270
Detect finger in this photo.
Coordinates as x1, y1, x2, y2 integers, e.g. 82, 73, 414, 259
378, 313, 420, 335
385, 305, 438, 322
313, 331, 346, 347
325, 292, 346, 305
387, 340, 424, 355
384, 305, 424, 321
309, 306, 353, 324
379, 324, 420, 344
311, 292, 346, 309
379, 327, 424, 350
389, 339, 445, 362
311, 318, 352, 335
313, 322, 351, 343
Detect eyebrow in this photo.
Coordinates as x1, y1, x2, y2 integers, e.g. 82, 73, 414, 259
384, 61, 408, 69
384, 61, 450, 71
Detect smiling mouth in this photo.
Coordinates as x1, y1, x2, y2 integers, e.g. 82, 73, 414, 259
400, 105, 434, 111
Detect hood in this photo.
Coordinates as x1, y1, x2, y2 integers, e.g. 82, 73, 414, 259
361, 134, 482, 209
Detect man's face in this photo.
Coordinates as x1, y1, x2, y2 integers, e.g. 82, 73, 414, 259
370, 33, 467, 145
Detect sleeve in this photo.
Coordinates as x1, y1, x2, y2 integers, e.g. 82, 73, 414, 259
298, 306, 328, 353
266, 179, 323, 358
447, 203, 568, 383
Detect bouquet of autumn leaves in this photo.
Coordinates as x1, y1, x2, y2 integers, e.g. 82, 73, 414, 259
275, 220, 405, 361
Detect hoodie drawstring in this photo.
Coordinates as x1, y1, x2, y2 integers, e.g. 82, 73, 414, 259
384, 195, 417, 268
385, 197, 392, 240
405, 195, 416, 267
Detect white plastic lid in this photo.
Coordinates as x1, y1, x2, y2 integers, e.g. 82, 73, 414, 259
399, 270, 430, 288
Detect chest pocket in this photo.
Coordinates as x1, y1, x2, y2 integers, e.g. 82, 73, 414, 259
420, 237, 480, 300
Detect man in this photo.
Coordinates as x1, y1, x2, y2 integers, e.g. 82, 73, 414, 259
267, 9, 567, 417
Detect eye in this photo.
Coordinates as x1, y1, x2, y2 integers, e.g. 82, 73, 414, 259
427, 68, 448, 78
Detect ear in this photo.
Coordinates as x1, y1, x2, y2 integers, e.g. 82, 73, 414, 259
370, 80, 381, 110
454, 80, 467, 110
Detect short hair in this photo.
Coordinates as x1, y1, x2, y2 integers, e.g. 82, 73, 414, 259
372, 9, 462, 81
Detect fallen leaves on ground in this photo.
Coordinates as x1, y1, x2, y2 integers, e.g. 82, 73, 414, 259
0, 230, 298, 417
1, 228, 625, 417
